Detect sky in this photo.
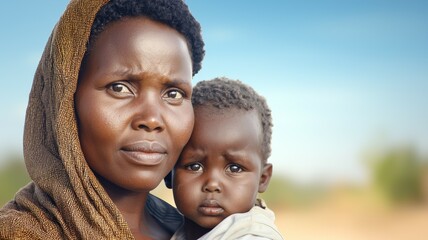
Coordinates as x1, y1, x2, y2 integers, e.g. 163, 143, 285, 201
1, 0, 427, 184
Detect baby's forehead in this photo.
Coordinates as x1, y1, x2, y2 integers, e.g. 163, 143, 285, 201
192, 106, 264, 152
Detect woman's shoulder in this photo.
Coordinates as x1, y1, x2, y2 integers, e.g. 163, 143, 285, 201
0, 184, 62, 240
146, 193, 184, 234
0, 202, 47, 240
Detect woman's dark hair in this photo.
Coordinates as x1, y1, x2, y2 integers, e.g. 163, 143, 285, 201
86, 0, 204, 75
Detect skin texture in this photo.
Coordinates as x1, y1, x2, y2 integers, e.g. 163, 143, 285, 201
173, 106, 272, 239
75, 17, 194, 239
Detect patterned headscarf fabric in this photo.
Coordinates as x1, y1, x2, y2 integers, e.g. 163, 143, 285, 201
0, 0, 179, 238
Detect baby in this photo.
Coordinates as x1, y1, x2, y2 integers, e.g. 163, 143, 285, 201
170, 77, 284, 239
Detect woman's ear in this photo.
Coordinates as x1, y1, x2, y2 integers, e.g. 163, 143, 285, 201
258, 163, 273, 193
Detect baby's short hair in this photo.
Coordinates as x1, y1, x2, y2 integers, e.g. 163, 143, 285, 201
192, 77, 273, 161
86, 0, 204, 76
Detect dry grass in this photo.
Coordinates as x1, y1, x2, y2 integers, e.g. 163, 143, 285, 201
275, 193, 428, 239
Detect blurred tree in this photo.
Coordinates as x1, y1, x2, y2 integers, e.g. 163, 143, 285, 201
261, 176, 326, 209
367, 146, 424, 204
0, 154, 31, 207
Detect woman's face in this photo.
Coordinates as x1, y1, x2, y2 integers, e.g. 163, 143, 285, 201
75, 17, 194, 192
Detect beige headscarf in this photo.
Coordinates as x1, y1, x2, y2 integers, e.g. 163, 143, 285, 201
0, 0, 176, 239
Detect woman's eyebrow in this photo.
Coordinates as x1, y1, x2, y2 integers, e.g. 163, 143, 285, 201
109, 66, 135, 76
163, 78, 189, 85
109, 68, 191, 86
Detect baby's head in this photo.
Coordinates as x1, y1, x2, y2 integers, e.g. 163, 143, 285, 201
190, 77, 273, 161
172, 77, 273, 230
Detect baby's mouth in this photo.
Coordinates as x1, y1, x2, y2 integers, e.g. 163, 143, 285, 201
198, 199, 224, 216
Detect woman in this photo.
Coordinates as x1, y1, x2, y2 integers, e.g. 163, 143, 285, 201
0, 0, 204, 239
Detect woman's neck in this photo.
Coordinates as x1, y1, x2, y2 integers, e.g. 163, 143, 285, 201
98, 177, 170, 239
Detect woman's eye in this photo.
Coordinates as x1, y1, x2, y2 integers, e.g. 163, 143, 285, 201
186, 163, 203, 172
227, 164, 243, 173
167, 90, 183, 99
163, 89, 184, 104
108, 83, 132, 94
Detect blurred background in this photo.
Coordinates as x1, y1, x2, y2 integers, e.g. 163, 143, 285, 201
1, 0, 427, 239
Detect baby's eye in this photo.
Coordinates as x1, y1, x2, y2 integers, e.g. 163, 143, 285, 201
163, 89, 185, 105
108, 82, 133, 94
185, 163, 203, 172
226, 164, 243, 173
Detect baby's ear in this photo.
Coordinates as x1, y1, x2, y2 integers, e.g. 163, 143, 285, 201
258, 163, 273, 193
164, 171, 173, 189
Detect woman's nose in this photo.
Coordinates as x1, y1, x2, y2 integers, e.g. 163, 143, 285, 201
131, 94, 165, 132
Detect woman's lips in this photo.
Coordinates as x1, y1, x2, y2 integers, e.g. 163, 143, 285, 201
120, 141, 167, 166
198, 199, 224, 216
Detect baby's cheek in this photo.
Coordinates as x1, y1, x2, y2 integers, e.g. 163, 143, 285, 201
173, 172, 191, 194
175, 176, 199, 197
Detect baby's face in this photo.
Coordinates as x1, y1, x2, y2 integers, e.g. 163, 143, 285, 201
173, 107, 272, 229
75, 17, 194, 193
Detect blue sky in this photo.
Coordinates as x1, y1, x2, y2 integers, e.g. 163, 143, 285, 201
1, 0, 427, 183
